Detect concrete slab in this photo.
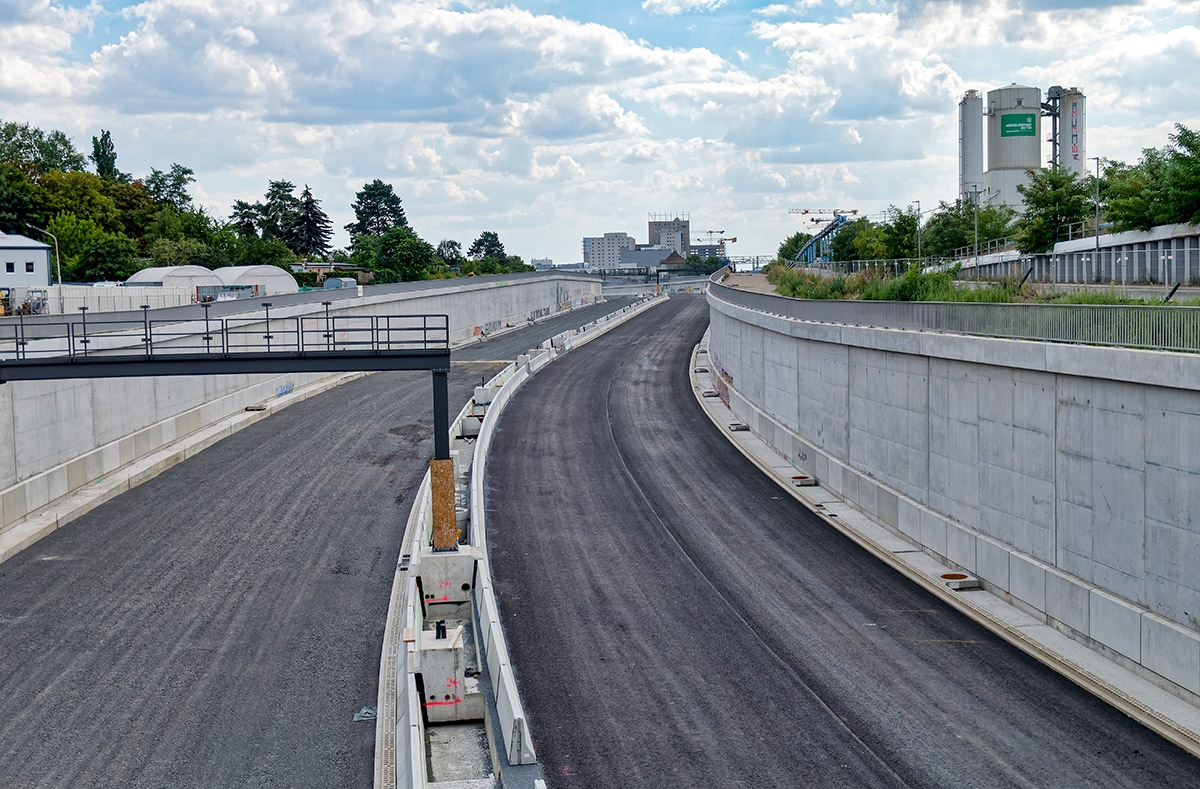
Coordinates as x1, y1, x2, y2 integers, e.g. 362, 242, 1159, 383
1141, 614, 1200, 695
1091, 589, 1144, 662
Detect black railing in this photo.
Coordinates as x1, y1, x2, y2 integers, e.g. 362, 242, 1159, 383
0, 309, 450, 362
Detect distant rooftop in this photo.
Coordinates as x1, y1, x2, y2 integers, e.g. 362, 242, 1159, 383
0, 233, 51, 250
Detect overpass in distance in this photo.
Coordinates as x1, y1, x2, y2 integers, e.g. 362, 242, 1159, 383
1, 272, 1198, 787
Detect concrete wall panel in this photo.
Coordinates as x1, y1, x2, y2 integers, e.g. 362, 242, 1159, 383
1046, 566, 1092, 634
1141, 614, 1200, 694
709, 288, 1200, 697
1091, 590, 1143, 661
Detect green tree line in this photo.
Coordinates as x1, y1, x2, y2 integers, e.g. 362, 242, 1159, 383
0, 120, 531, 283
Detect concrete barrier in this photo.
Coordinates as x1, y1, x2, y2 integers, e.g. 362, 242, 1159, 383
706, 286, 1200, 707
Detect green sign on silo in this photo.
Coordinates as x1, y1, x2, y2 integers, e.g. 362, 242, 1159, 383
1001, 113, 1036, 137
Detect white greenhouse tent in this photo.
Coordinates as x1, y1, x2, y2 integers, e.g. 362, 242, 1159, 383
214, 265, 300, 295
126, 265, 222, 289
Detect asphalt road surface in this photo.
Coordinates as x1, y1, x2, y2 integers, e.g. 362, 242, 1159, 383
0, 297, 634, 789
486, 294, 1198, 788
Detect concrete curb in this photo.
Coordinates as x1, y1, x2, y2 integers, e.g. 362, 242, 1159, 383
0, 372, 367, 566
688, 333, 1200, 759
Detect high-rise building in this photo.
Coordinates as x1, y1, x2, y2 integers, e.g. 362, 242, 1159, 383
648, 213, 690, 257
582, 232, 635, 268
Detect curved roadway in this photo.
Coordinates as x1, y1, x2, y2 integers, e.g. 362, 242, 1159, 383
0, 297, 634, 788
485, 295, 1197, 788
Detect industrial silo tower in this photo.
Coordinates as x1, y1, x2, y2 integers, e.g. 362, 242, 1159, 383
985, 83, 1042, 207
958, 90, 985, 204
1051, 88, 1089, 176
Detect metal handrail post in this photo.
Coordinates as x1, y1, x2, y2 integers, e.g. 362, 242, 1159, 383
262, 302, 273, 353
141, 305, 152, 357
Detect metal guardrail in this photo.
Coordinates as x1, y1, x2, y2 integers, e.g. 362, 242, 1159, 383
0, 306, 450, 361
709, 269, 1200, 352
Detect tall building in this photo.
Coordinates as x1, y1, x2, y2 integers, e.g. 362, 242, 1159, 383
582, 232, 635, 268
648, 213, 690, 257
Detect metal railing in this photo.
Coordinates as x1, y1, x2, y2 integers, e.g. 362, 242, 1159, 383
709, 270, 1200, 353
0, 305, 450, 362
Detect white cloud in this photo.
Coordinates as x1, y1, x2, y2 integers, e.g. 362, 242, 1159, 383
642, 0, 728, 16
0, 0, 1196, 266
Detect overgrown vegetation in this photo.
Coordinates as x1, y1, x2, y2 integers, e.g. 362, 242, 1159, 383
762, 261, 1182, 305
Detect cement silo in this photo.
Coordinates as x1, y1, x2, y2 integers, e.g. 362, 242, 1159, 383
1060, 87, 1087, 176
958, 90, 984, 204
985, 83, 1042, 207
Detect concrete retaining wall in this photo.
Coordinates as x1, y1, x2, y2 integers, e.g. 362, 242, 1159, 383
707, 288, 1200, 703
0, 274, 600, 535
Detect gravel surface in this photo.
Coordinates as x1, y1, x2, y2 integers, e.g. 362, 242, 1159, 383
486, 294, 1197, 788
0, 297, 634, 789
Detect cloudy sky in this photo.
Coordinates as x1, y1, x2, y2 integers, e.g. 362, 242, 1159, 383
2, 0, 1197, 263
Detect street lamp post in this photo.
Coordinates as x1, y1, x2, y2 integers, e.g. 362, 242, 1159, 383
25, 222, 64, 313
911, 199, 922, 264
1089, 156, 1102, 282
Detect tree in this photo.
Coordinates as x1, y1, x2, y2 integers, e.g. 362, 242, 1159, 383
146, 237, 212, 267
90, 130, 131, 183
46, 212, 112, 267
777, 231, 814, 262
882, 205, 919, 259
1015, 167, 1090, 253
830, 217, 872, 262
237, 236, 295, 268
36, 171, 123, 233
436, 238, 463, 267
1105, 124, 1200, 231
99, 179, 158, 240
260, 180, 301, 246
468, 231, 505, 261
0, 162, 39, 234
853, 223, 888, 260
73, 234, 139, 282
230, 200, 261, 238
345, 179, 408, 239
377, 225, 436, 281
0, 120, 86, 177
145, 163, 195, 211
288, 184, 332, 259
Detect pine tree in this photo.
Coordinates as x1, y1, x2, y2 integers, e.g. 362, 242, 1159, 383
289, 184, 333, 259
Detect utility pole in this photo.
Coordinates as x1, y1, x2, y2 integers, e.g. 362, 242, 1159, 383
911, 200, 922, 262
969, 187, 979, 265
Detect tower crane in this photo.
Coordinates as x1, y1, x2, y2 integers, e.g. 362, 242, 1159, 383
693, 230, 737, 258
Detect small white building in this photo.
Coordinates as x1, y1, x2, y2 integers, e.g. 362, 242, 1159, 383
126, 265, 223, 290
214, 265, 300, 295
0, 233, 53, 287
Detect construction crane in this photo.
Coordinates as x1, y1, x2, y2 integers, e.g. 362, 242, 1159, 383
788, 208, 858, 223
693, 230, 737, 259
784, 209, 859, 266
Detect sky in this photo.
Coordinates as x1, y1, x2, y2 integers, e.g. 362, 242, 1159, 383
1, 0, 1198, 264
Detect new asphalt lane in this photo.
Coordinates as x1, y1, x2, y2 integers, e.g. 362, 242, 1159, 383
485, 294, 1199, 788
0, 297, 635, 789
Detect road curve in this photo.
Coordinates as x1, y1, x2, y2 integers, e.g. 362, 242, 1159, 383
485, 294, 1197, 788
0, 298, 634, 789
